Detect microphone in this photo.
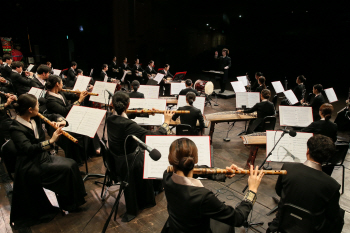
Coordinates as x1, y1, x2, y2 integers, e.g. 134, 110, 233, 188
280, 129, 297, 137
105, 89, 113, 98
131, 135, 161, 161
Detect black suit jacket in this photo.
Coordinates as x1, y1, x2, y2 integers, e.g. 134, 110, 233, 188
45, 92, 80, 117
121, 63, 131, 72
310, 94, 325, 121
172, 105, 205, 133
159, 69, 174, 79
301, 120, 337, 142
178, 87, 200, 97
145, 66, 157, 75
251, 79, 259, 91
99, 71, 112, 82
30, 76, 45, 89
243, 100, 275, 119
66, 68, 76, 87
1, 64, 12, 79
293, 83, 306, 101
255, 85, 264, 93
132, 64, 144, 73
128, 91, 144, 99
11, 71, 32, 96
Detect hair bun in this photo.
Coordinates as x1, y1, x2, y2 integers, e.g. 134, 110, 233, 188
179, 157, 195, 171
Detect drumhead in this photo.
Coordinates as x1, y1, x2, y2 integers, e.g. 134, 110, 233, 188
205, 81, 214, 95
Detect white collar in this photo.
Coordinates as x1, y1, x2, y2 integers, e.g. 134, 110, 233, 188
148, 65, 152, 69
16, 116, 39, 139
36, 75, 46, 85
114, 111, 128, 119
12, 69, 19, 74
262, 99, 268, 102
320, 118, 325, 121
304, 160, 322, 171
171, 173, 204, 187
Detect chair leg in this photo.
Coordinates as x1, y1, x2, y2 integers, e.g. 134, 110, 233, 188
342, 165, 345, 194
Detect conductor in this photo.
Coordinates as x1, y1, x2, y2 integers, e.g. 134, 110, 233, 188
214, 48, 231, 93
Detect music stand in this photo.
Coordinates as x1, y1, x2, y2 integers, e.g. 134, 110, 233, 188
172, 72, 187, 81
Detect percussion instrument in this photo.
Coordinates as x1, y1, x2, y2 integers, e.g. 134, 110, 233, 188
61, 89, 99, 96
194, 80, 214, 95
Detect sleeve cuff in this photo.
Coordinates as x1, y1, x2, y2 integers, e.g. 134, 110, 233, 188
243, 190, 257, 205
161, 123, 171, 135
73, 100, 81, 105
41, 140, 53, 151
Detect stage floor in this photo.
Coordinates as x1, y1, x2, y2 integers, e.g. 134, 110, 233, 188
1, 96, 350, 233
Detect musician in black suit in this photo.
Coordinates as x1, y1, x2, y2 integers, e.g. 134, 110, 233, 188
301, 84, 325, 121
159, 64, 173, 96
129, 80, 144, 98
293, 75, 306, 101
143, 60, 157, 84
238, 89, 275, 134
109, 56, 119, 78
1, 55, 13, 79
120, 58, 132, 90
178, 79, 200, 98
11, 61, 34, 96
100, 64, 117, 83
172, 92, 205, 135
214, 48, 231, 93
267, 135, 344, 233
132, 58, 144, 83
254, 76, 266, 93
66, 61, 77, 88
250, 72, 263, 91
162, 138, 264, 233
31, 65, 50, 89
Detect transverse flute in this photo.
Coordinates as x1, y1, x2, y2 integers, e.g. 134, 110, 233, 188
61, 89, 99, 96
37, 113, 78, 144
126, 109, 190, 114
166, 166, 287, 175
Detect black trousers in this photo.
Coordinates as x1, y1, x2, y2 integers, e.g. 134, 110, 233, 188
220, 70, 228, 92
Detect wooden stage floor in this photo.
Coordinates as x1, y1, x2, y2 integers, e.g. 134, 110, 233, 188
1, 96, 350, 233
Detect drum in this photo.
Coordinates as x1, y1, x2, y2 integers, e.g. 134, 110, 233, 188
194, 80, 214, 95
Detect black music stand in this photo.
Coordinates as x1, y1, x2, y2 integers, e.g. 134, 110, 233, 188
82, 137, 105, 182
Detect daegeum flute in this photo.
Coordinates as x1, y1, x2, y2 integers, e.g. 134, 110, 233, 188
166, 166, 287, 175
37, 113, 78, 144
126, 109, 190, 114
61, 89, 99, 96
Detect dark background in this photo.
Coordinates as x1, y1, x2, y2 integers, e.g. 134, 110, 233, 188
1, 0, 349, 97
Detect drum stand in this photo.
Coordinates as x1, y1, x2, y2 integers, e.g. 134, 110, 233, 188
204, 92, 219, 107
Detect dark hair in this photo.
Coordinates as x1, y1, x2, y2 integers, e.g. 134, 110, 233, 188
148, 60, 154, 65
185, 79, 192, 86
45, 75, 62, 90
37, 65, 51, 74
222, 48, 229, 55
307, 135, 335, 164
12, 61, 24, 69
131, 80, 140, 91
255, 72, 263, 77
186, 92, 196, 105
261, 89, 271, 99
320, 103, 333, 121
298, 75, 306, 83
113, 56, 116, 60
76, 69, 83, 74
123, 57, 127, 61
112, 91, 130, 115
13, 94, 37, 116
164, 64, 170, 68
102, 64, 108, 69
313, 84, 323, 93
168, 138, 198, 176
46, 61, 51, 66
258, 76, 266, 89
71, 61, 77, 67
3, 54, 12, 61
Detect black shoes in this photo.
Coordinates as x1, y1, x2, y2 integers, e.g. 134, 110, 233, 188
219, 90, 224, 93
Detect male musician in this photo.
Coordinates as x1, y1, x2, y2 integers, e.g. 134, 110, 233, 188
214, 48, 231, 93
1, 56, 14, 93
129, 80, 144, 98
100, 64, 117, 83
301, 84, 325, 121
132, 58, 144, 83
0, 57, 4, 73
267, 135, 344, 233
31, 65, 50, 89
250, 72, 263, 91
293, 75, 306, 101
159, 64, 173, 96
121, 58, 132, 90
11, 61, 34, 96
66, 61, 78, 87
145, 60, 157, 79
178, 79, 200, 98
1, 55, 13, 80
110, 56, 119, 78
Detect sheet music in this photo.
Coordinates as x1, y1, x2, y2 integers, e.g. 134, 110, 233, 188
143, 136, 211, 179
283, 90, 298, 105
28, 87, 46, 99
63, 106, 106, 138
52, 69, 61, 76
271, 81, 285, 94
324, 88, 338, 103
237, 76, 248, 86
266, 131, 313, 163
236, 92, 260, 108
27, 64, 34, 72
279, 106, 313, 127
170, 82, 186, 95
129, 98, 166, 125
230, 81, 246, 92
177, 95, 205, 114
73, 75, 91, 91
89, 81, 117, 104
154, 73, 164, 84
137, 85, 160, 99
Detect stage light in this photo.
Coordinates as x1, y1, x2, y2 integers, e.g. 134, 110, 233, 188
239, 15, 242, 18
210, 27, 212, 29
66, 35, 68, 39
79, 25, 83, 32
206, 24, 209, 26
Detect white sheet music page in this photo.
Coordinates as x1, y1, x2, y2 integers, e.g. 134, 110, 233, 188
177, 95, 205, 113
73, 75, 91, 91
170, 82, 186, 95
89, 81, 117, 104
283, 90, 298, 105
230, 81, 246, 92
266, 130, 313, 163
279, 106, 313, 127
236, 92, 260, 108
63, 106, 106, 138
27, 64, 34, 72
154, 73, 164, 84
271, 81, 285, 94
52, 69, 61, 76
28, 87, 45, 99
137, 85, 160, 99
143, 136, 211, 179
237, 76, 248, 86
129, 98, 166, 125
324, 88, 338, 103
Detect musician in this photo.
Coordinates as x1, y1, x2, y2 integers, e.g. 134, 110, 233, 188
46, 61, 54, 74
132, 58, 144, 83
100, 64, 117, 83
1, 54, 13, 80
214, 48, 231, 93
121, 58, 132, 90
162, 138, 264, 233
31, 65, 50, 89
9, 94, 86, 229
129, 80, 144, 98
293, 75, 306, 101
0, 94, 17, 142
301, 84, 325, 121
172, 92, 205, 135
255, 76, 266, 93
145, 60, 157, 81
11, 61, 34, 96
159, 64, 173, 96
237, 89, 275, 134
0, 57, 4, 73
109, 56, 119, 78
250, 72, 263, 91
267, 135, 344, 233
178, 79, 200, 98
66, 61, 77, 87
107, 91, 174, 221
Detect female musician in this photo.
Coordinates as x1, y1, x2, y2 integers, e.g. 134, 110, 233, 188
129, 80, 145, 98
301, 84, 325, 121
0, 94, 17, 142
162, 138, 264, 233
9, 94, 86, 229
172, 92, 205, 135
301, 103, 337, 142
107, 91, 174, 222
255, 76, 266, 93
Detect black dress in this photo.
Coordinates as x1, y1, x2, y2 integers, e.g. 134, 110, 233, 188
9, 115, 86, 229
172, 105, 205, 135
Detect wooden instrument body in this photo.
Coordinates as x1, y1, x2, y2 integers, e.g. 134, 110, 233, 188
167, 166, 287, 175
241, 132, 267, 145
61, 89, 99, 96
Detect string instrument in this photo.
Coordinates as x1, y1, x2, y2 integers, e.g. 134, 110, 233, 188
126, 109, 190, 114
37, 113, 78, 144
166, 166, 287, 175
61, 89, 99, 96
241, 132, 266, 145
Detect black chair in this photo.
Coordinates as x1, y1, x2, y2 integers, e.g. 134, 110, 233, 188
94, 139, 120, 201
176, 124, 194, 135
257, 116, 276, 132
272, 95, 278, 108
1, 140, 17, 181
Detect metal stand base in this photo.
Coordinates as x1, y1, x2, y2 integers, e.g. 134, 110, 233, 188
243, 221, 264, 233
223, 138, 231, 142
237, 130, 246, 136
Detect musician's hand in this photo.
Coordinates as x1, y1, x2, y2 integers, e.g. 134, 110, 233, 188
4, 96, 16, 107
224, 66, 229, 69
57, 121, 66, 127
111, 78, 116, 83
79, 90, 89, 102
151, 108, 157, 116
248, 165, 264, 193
50, 127, 63, 144
25, 71, 33, 77
0, 77, 6, 83
164, 110, 175, 124
226, 164, 243, 178
300, 99, 304, 104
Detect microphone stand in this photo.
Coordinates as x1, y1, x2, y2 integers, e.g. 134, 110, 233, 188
102, 90, 113, 143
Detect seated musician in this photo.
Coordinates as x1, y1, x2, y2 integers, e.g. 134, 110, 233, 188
255, 76, 266, 93
31, 65, 50, 89
107, 91, 174, 222
132, 58, 144, 83
129, 80, 144, 98
301, 84, 325, 121
144, 60, 157, 82
10, 61, 34, 96
121, 57, 132, 90
172, 92, 205, 135
46, 61, 54, 74
109, 56, 119, 78
0, 94, 17, 143
162, 138, 264, 233
9, 94, 86, 229
250, 72, 263, 91
280, 75, 306, 106
66, 61, 78, 88
1, 55, 15, 93
177, 79, 200, 99
159, 64, 173, 96
100, 64, 117, 83
267, 135, 344, 233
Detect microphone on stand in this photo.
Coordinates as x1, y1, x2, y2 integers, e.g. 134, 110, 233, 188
280, 129, 297, 137
131, 135, 161, 161
105, 89, 113, 98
